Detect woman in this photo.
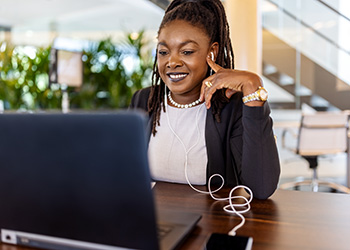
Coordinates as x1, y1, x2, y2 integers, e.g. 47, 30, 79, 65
130, 0, 280, 199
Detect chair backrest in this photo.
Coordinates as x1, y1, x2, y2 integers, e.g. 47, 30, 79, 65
297, 112, 349, 156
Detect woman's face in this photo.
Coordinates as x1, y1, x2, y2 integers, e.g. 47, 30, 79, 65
157, 20, 212, 99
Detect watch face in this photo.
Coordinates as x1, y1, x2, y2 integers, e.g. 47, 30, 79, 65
259, 88, 268, 101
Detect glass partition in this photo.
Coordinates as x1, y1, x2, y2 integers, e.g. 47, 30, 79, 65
262, 0, 350, 85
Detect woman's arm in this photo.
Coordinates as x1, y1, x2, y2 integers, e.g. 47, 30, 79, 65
200, 56, 266, 109
240, 103, 280, 199
201, 57, 280, 199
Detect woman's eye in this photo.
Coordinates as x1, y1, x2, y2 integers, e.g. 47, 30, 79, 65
183, 51, 194, 55
158, 50, 168, 56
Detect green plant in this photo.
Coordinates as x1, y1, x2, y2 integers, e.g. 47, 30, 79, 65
0, 42, 61, 110
0, 41, 17, 108
70, 32, 153, 109
125, 30, 154, 91
0, 31, 153, 111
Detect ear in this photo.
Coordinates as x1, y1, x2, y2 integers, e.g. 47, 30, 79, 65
208, 42, 219, 62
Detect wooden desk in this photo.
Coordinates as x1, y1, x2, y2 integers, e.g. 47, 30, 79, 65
154, 182, 350, 250
1, 182, 349, 250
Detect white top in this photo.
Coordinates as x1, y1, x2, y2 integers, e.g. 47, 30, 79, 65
148, 103, 208, 185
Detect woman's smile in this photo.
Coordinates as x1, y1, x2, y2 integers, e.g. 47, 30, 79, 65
167, 72, 189, 82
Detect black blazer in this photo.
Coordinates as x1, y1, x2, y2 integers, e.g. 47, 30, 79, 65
130, 87, 280, 199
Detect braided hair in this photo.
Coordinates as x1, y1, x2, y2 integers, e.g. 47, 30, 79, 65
148, 0, 235, 136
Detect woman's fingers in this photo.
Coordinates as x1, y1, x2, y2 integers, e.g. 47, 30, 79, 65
225, 89, 237, 99
203, 81, 234, 109
201, 68, 240, 109
202, 58, 262, 109
200, 74, 215, 102
200, 57, 224, 104
206, 56, 222, 73
200, 64, 265, 109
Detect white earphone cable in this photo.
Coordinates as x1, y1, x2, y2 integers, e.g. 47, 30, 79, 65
164, 90, 253, 236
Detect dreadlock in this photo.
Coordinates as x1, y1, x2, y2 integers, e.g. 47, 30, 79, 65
148, 0, 235, 136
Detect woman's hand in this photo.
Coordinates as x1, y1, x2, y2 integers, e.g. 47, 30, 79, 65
200, 56, 264, 109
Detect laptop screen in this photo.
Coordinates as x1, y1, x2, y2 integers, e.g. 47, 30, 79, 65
0, 112, 159, 250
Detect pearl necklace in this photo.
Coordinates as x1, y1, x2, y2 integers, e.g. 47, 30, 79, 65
168, 92, 201, 109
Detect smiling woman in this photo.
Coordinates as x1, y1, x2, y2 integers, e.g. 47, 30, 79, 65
157, 19, 210, 105
129, 0, 280, 200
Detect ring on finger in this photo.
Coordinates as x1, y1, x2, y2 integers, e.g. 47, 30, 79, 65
205, 81, 212, 88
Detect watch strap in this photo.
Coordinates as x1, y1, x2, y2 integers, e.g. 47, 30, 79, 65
242, 86, 267, 104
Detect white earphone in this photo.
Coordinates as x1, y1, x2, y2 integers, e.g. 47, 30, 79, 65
211, 52, 214, 61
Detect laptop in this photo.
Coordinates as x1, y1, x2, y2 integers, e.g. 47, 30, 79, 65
0, 111, 201, 250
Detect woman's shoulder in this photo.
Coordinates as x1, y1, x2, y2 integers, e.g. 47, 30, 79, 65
133, 86, 152, 99
130, 86, 152, 110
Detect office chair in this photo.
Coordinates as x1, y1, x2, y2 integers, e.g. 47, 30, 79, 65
279, 112, 350, 193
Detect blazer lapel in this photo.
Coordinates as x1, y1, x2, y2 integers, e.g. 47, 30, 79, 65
205, 108, 227, 184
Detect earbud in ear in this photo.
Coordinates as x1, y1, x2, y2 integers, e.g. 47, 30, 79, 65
211, 52, 214, 61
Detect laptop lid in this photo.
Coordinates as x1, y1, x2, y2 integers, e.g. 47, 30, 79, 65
0, 112, 159, 250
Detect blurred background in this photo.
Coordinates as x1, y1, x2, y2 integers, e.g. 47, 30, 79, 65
1, 0, 349, 191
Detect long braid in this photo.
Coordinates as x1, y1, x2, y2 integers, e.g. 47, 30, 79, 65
148, 54, 165, 136
149, 0, 234, 135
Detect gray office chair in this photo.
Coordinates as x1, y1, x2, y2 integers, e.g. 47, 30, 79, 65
279, 112, 350, 193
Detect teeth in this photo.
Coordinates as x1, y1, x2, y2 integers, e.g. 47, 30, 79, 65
169, 74, 187, 79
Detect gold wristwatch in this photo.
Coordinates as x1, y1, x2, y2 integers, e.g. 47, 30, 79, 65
242, 86, 268, 104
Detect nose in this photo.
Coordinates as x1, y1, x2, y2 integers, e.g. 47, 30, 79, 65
167, 54, 182, 69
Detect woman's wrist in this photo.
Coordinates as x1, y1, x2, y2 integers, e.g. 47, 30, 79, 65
241, 74, 263, 96
240, 74, 266, 107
